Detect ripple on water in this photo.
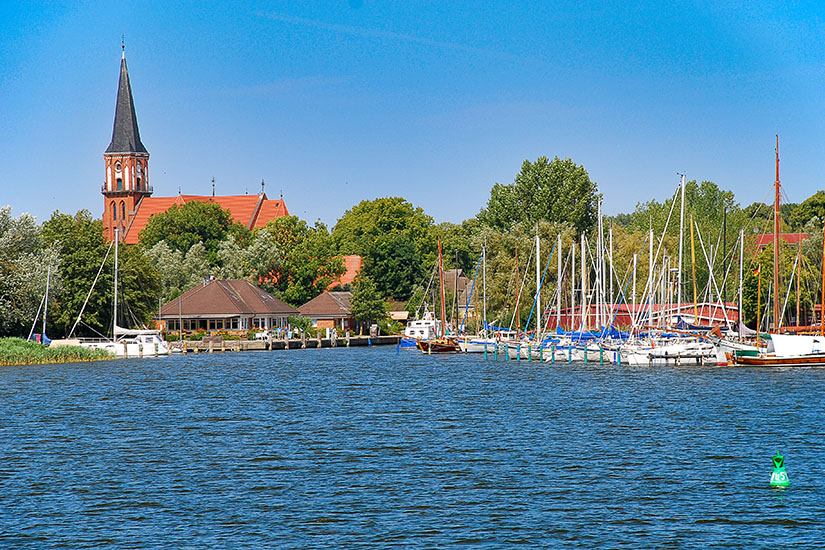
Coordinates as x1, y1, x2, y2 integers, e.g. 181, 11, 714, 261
1, 349, 824, 548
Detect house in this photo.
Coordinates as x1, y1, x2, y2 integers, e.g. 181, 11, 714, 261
158, 279, 297, 334
298, 291, 356, 332
754, 233, 809, 251
327, 255, 362, 290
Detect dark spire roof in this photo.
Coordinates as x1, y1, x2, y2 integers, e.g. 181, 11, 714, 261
105, 54, 147, 154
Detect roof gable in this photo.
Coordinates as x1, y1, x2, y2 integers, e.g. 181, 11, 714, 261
298, 291, 353, 317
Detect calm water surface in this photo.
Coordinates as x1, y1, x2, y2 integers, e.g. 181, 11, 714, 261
1, 347, 823, 548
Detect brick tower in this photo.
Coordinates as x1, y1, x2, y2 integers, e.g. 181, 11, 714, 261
102, 48, 151, 242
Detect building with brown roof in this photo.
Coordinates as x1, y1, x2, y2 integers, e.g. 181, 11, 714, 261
298, 291, 356, 331
101, 51, 289, 243
158, 279, 297, 334
327, 255, 362, 290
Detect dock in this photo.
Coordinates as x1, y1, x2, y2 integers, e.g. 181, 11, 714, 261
171, 334, 401, 354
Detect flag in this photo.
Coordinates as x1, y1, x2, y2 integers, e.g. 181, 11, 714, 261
753, 266, 760, 275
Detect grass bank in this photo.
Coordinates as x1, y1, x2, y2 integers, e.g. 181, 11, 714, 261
0, 337, 115, 366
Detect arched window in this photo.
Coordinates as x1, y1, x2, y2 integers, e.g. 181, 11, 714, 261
115, 161, 123, 190
136, 162, 142, 189
112, 201, 117, 221
120, 201, 126, 221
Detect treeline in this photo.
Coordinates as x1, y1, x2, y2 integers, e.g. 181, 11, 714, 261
2, 155, 822, 338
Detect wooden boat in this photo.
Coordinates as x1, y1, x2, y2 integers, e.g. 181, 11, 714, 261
734, 352, 825, 367
417, 336, 460, 354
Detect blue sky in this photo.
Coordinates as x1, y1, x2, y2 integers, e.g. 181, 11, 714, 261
2, 1, 825, 226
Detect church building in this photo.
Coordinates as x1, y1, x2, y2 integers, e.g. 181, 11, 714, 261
102, 51, 289, 243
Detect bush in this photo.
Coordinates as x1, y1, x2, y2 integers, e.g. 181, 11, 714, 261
188, 329, 207, 341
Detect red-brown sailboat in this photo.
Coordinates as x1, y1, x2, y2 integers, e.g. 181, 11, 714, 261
418, 238, 460, 354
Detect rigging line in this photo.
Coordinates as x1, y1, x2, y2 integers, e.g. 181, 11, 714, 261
693, 218, 732, 326
524, 239, 557, 339
779, 253, 799, 329
509, 242, 536, 333
69, 240, 115, 338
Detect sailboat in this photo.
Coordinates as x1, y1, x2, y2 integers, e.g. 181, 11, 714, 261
418, 238, 460, 354
51, 228, 170, 357
724, 137, 825, 367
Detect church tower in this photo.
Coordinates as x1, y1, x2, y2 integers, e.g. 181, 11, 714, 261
103, 49, 151, 242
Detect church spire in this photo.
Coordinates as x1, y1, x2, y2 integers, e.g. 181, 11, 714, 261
105, 52, 147, 154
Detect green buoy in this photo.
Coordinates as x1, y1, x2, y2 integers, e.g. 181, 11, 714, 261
770, 452, 789, 488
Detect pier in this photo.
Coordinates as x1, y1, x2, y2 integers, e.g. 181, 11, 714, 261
171, 334, 401, 353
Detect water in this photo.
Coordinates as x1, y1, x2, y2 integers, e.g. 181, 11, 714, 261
1, 347, 823, 548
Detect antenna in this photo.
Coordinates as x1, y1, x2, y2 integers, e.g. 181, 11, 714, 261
121, 35, 125, 58
211, 177, 215, 197
280, 189, 284, 201
261, 179, 265, 194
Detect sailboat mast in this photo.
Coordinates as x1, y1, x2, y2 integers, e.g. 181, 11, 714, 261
557, 234, 562, 331
42, 264, 50, 339
536, 229, 541, 336
482, 242, 487, 333
678, 174, 686, 319
581, 234, 586, 330
774, 135, 781, 331
739, 228, 744, 334
571, 243, 576, 331
438, 238, 446, 337
114, 227, 119, 338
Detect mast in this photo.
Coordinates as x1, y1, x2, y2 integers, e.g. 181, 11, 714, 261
739, 228, 744, 335
536, 229, 541, 336
581, 234, 586, 330
820, 218, 825, 336
438, 239, 447, 337
690, 214, 698, 323
514, 247, 520, 334
632, 253, 637, 318
649, 225, 653, 326
557, 234, 562, 330
774, 135, 780, 331
722, 206, 727, 305
677, 173, 686, 320
43, 264, 51, 340
571, 242, 576, 331
796, 241, 801, 328
114, 227, 119, 338
482, 242, 487, 334
609, 223, 614, 326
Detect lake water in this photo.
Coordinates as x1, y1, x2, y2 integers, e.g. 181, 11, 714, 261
1, 347, 823, 548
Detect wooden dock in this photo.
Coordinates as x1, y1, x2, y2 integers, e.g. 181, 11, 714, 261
172, 335, 401, 354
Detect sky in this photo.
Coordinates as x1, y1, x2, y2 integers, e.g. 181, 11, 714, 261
2, 1, 825, 227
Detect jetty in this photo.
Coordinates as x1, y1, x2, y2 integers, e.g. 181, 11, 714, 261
172, 334, 400, 354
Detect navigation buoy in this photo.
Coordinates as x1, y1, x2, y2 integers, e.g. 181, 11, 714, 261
770, 452, 789, 488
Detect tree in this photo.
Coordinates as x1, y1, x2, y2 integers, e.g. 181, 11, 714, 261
0, 207, 61, 336
333, 197, 436, 300
350, 276, 388, 332
42, 210, 161, 337
139, 201, 250, 266
789, 191, 825, 230
262, 216, 344, 306
478, 156, 599, 234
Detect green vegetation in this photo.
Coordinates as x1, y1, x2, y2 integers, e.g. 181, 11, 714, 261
3, 152, 825, 338
0, 337, 114, 366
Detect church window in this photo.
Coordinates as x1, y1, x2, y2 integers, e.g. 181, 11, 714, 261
120, 201, 126, 220
117, 178, 123, 190
112, 201, 117, 221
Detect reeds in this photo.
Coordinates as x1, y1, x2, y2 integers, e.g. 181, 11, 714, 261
0, 338, 115, 366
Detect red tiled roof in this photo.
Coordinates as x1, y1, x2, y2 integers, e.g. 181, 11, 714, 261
327, 255, 362, 290
754, 233, 809, 248
298, 291, 352, 317
253, 199, 290, 229
122, 193, 290, 244
158, 279, 297, 318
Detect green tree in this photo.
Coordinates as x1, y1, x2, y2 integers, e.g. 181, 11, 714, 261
478, 156, 599, 234
139, 201, 250, 266
42, 210, 161, 337
333, 197, 436, 300
262, 216, 344, 306
789, 191, 825, 230
350, 276, 388, 332
0, 207, 61, 336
